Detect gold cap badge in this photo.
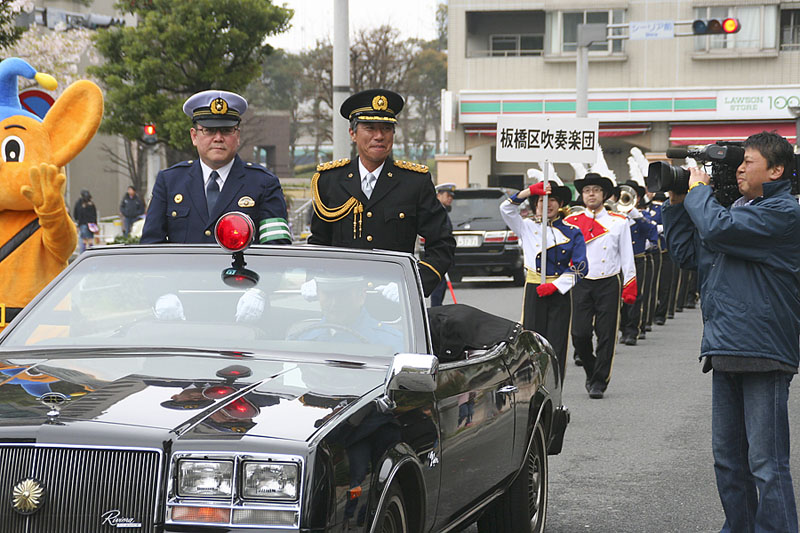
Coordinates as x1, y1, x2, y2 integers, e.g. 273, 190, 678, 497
210, 98, 228, 115
372, 95, 388, 111
174, 194, 183, 204
238, 196, 255, 208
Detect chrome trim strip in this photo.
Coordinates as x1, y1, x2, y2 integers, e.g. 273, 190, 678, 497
436, 342, 506, 370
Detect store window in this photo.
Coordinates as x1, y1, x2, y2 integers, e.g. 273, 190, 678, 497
550, 9, 625, 55
693, 5, 777, 52
781, 9, 800, 50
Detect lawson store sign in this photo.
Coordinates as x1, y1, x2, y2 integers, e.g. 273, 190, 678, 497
459, 87, 800, 124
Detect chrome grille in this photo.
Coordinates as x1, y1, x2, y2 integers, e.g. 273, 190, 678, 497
0, 444, 161, 533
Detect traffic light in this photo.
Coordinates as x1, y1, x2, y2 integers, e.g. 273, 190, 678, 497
142, 124, 157, 145
692, 18, 740, 35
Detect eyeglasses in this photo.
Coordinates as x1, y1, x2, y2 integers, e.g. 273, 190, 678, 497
195, 126, 239, 137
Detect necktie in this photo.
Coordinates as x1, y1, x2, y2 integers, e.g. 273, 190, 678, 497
362, 172, 376, 199
206, 170, 220, 214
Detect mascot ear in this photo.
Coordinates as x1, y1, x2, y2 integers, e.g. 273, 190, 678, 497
42, 80, 104, 168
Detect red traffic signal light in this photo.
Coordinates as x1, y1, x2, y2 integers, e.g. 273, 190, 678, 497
692, 18, 740, 35
142, 123, 157, 144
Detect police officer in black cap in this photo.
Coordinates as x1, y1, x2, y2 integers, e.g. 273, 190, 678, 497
142, 90, 290, 245
308, 89, 455, 296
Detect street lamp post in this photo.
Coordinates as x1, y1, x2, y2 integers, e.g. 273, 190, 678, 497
575, 23, 608, 119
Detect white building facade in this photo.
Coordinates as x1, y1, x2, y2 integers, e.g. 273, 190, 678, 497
444, 0, 800, 188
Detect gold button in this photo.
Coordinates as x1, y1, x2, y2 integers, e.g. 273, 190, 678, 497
399, 213, 405, 219
348, 173, 354, 178
171, 211, 177, 217
602, 259, 605, 262
366, 211, 373, 218
387, 172, 393, 177
205, 230, 212, 236
603, 246, 607, 250
366, 235, 373, 242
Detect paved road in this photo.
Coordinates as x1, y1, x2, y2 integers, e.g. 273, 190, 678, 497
441, 278, 800, 533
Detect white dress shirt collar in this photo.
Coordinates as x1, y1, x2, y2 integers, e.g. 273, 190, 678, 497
200, 158, 235, 190
357, 158, 385, 182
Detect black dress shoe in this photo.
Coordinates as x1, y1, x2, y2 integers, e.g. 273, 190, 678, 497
589, 385, 604, 399
667, 314, 675, 319
574, 355, 584, 367
638, 332, 646, 340
624, 336, 637, 346
585, 381, 591, 393
655, 318, 665, 325
685, 302, 696, 309
645, 325, 652, 332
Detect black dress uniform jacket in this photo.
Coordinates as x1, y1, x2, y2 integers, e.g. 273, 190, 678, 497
309, 158, 455, 296
141, 155, 289, 244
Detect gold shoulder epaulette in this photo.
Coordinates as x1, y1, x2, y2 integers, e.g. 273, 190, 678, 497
316, 158, 350, 172
394, 160, 429, 174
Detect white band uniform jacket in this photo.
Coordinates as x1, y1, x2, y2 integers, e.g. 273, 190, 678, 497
500, 198, 588, 294
564, 208, 636, 290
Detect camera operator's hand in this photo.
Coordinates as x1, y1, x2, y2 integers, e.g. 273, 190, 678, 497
689, 167, 710, 189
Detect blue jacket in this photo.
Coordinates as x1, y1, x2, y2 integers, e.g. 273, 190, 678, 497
141, 155, 289, 244
663, 180, 800, 367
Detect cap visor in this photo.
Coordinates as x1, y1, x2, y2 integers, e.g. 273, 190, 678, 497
195, 117, 240, 128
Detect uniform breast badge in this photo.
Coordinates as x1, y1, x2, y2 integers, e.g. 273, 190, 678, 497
238, 196, 255, 208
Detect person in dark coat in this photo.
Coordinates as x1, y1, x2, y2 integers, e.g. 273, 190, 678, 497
73, 189, 97, 253
663, 131, 800, 533
119, 185, 144, 237
141, 90, 290, 245
308, 89, 455, 296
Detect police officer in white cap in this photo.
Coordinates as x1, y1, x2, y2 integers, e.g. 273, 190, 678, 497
142, 90, 290, 244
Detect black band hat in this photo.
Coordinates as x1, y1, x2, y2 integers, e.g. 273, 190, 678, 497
574, 172, 615, 199
341, 89, 404, 125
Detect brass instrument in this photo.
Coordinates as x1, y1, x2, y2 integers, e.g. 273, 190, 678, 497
564, 205, 587, 216
617, 184, 638, 214
603, 199, 619, 213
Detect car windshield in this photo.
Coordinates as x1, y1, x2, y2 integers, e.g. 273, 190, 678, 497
2, 253, 414, 356
449, 193, 507, 228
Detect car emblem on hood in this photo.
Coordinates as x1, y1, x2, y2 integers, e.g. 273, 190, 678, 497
12, 479, 45, 515
39, 392, 70, 421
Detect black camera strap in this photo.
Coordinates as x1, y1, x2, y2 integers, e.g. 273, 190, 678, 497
0, 218, 41, 264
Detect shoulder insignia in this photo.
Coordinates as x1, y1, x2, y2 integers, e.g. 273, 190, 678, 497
166, 160, 193, 170
394, 160, 429, 173
316, 158, 351, 172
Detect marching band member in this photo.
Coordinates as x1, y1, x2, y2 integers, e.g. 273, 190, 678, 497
500, 167, 587, 387
565, 170, 637, 399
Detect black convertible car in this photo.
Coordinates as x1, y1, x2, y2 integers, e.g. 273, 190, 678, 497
0, 213, 568, 533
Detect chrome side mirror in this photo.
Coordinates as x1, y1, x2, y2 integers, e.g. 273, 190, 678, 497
386, 353, 438, 393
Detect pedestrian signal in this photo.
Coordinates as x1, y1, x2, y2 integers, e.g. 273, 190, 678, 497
692, 18, 740, 35
143, 124, 157, 145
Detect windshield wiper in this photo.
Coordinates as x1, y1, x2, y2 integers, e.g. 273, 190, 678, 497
456, 216, 491, 227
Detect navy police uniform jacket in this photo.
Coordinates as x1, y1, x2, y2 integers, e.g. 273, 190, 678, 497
141, 155, 289, 244
308, 158, 455, 296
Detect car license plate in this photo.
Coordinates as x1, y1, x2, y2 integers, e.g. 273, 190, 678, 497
456, 234, 480, 248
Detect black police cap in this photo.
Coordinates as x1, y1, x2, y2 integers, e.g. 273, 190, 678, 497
340, 89, 404, 124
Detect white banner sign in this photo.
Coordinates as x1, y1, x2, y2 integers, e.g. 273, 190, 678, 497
495, 116, 599, 163
629, 20, 674, 40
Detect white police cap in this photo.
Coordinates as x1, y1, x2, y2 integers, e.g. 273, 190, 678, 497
183, 90, 247, 127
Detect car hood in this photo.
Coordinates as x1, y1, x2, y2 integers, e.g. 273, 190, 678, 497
0, 350, 387, 441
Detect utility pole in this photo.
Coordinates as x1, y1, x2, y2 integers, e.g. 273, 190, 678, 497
575, 23, 608, 119
332, 0, 350, 160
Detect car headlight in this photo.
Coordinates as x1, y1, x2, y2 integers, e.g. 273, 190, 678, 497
242, 462, 299, 501
177, 460, 233, 498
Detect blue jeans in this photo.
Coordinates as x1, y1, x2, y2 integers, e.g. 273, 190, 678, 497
712, 370, 798, 533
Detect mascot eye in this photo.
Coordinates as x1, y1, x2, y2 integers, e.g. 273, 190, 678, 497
1, 136, 24, 163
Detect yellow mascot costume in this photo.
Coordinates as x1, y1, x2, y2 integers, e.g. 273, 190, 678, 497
0, 58, 103, 331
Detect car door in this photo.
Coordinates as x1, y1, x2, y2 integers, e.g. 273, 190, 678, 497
432, 346, 516, 527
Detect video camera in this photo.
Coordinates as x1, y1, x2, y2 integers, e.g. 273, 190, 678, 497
646, 142, 744, 207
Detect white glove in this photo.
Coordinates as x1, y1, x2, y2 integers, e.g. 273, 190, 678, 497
627, 207, 643, 219
375, 282, 399, 303
235, 289, 265, 322
153, 293, 185, 321
300, 279, 318, 301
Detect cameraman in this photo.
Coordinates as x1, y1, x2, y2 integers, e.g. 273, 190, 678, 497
662, 131, 800, 533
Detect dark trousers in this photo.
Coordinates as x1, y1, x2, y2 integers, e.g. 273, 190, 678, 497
654, 251, 674, 322
430, 278, 447, 307
620, 255, 646, 339
645, 250, 661, 327
522, 283, 572, 387
668, 262, 682, 317
571, 276, 621, 391
676, 269, 697, 309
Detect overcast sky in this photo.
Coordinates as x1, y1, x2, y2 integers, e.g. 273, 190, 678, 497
265, 0, 441, 52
